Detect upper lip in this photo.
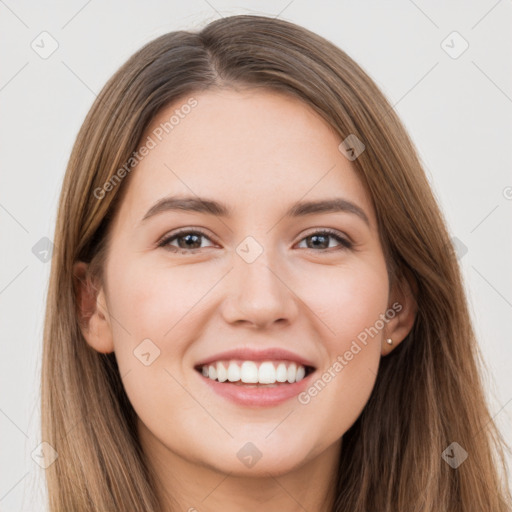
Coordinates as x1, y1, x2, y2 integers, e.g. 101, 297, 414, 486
194, 347, 317, 370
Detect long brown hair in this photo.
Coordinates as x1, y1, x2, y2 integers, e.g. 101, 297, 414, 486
41, 14, 512, 511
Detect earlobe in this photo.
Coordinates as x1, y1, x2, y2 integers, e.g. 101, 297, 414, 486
382, 267, 418, 355
73, 261, 115, 354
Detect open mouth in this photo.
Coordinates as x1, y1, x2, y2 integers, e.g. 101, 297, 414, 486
194, 360, 316, 386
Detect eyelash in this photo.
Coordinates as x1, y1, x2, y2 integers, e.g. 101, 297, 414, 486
157, 228, 353, 254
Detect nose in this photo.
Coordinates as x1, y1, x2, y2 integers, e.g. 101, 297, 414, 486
220, 250, 299, 329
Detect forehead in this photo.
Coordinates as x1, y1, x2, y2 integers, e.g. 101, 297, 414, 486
114, 88, 375, 229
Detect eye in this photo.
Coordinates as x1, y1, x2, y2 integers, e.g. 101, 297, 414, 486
157, 229, 215, 253
296, 229, 353, 251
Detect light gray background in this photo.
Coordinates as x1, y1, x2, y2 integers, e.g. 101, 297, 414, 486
1, 1, 511, 510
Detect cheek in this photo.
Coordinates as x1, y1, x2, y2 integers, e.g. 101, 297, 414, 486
106, 256, 214, 345
303, 256, 389, 346
104, 259, 210, 439
105, 257, 221, 401
294, 258, 387, 429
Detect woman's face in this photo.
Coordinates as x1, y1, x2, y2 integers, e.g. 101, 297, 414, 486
86, 89, 402, 477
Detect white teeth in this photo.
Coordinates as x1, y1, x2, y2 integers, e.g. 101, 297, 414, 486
258, 362, 276, 384
227, 361, 240, 382
200, 360, 310, 384
216, 362, 228, 382
276, 363, 288, 382
287, 362, 297, 383
240, 361, 259, 383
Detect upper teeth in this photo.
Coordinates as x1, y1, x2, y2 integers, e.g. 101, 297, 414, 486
200, 360, 307, 384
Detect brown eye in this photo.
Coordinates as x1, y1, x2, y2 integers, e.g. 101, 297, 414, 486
158, 230, 214, 252
297, 230, 353, 251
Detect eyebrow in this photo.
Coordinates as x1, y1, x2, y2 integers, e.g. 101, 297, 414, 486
140, 195, 370, 227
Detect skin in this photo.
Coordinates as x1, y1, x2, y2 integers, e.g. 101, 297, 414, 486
75, 88, 416, 512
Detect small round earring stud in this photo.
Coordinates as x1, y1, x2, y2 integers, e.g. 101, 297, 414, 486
385, 338, 393, 345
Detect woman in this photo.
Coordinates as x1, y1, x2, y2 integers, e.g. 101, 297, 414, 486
41, 14, 512, 511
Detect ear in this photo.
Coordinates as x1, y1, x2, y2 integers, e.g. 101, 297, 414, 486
73, 261, 115, 354
382, 266, 418, 356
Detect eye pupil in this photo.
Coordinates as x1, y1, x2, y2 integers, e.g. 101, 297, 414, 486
179, 233, 201, 249
309, 234, 329, 249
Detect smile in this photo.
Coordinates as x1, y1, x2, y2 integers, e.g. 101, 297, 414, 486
195, 360, 314, 384
194, 359, 317, 407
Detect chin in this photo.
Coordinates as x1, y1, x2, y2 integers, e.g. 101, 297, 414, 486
194, 439, 312, 477
211, 454, 305, 477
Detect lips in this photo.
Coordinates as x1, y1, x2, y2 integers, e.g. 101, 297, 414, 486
196, 361, 317, 407
192, 347, 318, 406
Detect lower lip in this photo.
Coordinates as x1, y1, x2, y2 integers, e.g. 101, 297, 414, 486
196, 370, 315, 407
